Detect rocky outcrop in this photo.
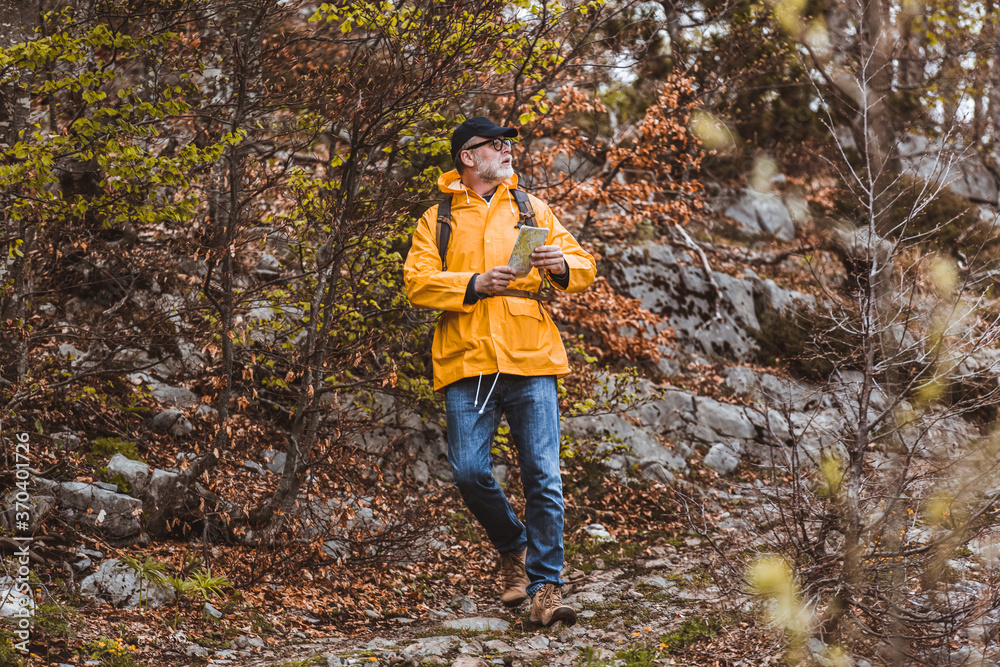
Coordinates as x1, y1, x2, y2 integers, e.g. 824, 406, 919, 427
57, 482, 142, 538
79, 559, 174, 609
717, 188, 797, 241
605, 243, 817, 362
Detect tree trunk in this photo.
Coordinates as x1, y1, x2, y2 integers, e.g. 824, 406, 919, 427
0, 0, 36, 385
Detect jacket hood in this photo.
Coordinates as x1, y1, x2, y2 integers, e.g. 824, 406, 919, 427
438, 169, 519, 194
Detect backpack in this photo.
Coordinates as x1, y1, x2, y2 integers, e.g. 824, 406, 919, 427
435, 188, 553, 303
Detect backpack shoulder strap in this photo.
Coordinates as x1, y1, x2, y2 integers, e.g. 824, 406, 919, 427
511, 188, 537, 228
435, 196, 452, 271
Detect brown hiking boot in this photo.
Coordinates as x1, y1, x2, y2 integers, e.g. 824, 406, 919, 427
529, 584, 577, 627
498, 549, 529, 607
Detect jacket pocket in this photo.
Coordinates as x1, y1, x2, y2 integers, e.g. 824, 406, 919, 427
505, 297, 544, 320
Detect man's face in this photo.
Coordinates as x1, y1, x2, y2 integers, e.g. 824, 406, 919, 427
465, 136, 514, 184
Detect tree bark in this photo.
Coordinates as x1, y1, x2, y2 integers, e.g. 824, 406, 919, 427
0, 0, 36, 385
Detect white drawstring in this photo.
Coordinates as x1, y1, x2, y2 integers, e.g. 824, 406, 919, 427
507, 187, 516, 216
473, 372, 483, 407
477, 373, 500, 415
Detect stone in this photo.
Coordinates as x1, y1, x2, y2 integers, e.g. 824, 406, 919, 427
564, 412, 686, 471
151, 409, 193, 437
234, 635, 265, 649
705, 442, 743, 475
522, 635, 550, 650
364, 638, 397, 650
50, 432, 81, 450
144, 469, 180, 507
693, 397, 757, 440
724, 366, 758, 397
93, 482, 119, 492
573, 591, 605, 604
79, 559, 174, 609
262, 449, 287, 474
484, 639, 514, 653
0, 577, 34, 617
720, 188, 796, 241
637, 575, 673, 589
451, 655, 489, 667
400, 636, 459, 661
321, 539, 350, 560
184, 643, 210, 658
242, 460, 267, 476
148, 381, 200, 409
204, 602, 223, 619
57, 482, 142, 538
449, 594, 477, 614
583, 524, 614, 542
0, 491, 55, 534
442, 617, 509, 632
605, 243, 760, 360
411, 459, 430, 485
898, 133, 1000, 204
105, 454, 151, 495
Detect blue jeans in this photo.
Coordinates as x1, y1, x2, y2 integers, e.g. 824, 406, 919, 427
444, 373, 564, 596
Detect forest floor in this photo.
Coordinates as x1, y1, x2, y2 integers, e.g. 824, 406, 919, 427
47, 461, 794, 667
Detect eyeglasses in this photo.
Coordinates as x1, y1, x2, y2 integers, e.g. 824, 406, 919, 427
464, 137, 515, 152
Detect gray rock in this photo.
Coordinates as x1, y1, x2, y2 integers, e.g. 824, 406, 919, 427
411, 459, 430, 485
57, 482, 142, 538
758, 373, 827, 411
0, 577, 34, 617
184, 643, 210, 658
204, 602, 223, 619
79, 559, 174, 609
692, 397, 756, 440
704, 442, 743, 475
93, 481, 119, 492
899, 134, 1000, 204
235, 635, 265, 650
242, 460, 267, 476
0, 491, 55, 534
400, 636, 459, 661
484, 639, 514, 653
50, 432, 81, 450
442, 617, 510, 632
262, 449, 287, 474
605, 244, 760, 360
451, 656, 489, 667
583, 524, 614, 542
144, 468, 180, 507
724, 366, 758, 397
151, 409, 193, 437
639, 461, 674, 485
364, 638, 397, 650
321, 539, 350, 560
73, 557, 92, 572
521, 635, 550, 650
130, 374, 200, 409
449, 594, 477, 614
105, 454, 150, 495
637, 575, 673, 589
564, 412, 686, 470
720, 188, 796, 241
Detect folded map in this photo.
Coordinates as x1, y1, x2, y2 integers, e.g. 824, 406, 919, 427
507, 225, 549, 278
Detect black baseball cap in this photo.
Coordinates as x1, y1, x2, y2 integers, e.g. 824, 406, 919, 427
450, 117, 518, 162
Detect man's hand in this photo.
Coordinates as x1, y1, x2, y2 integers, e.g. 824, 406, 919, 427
476, 266, 516, 295
531, 245, 567, 276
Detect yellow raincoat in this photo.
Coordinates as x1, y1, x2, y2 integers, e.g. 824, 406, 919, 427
404, 170, 596, 391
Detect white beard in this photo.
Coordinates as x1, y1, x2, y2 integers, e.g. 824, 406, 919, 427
474, 156, 514, 185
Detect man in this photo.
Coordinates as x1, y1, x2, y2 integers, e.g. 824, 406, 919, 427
403, 117, 596, 627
